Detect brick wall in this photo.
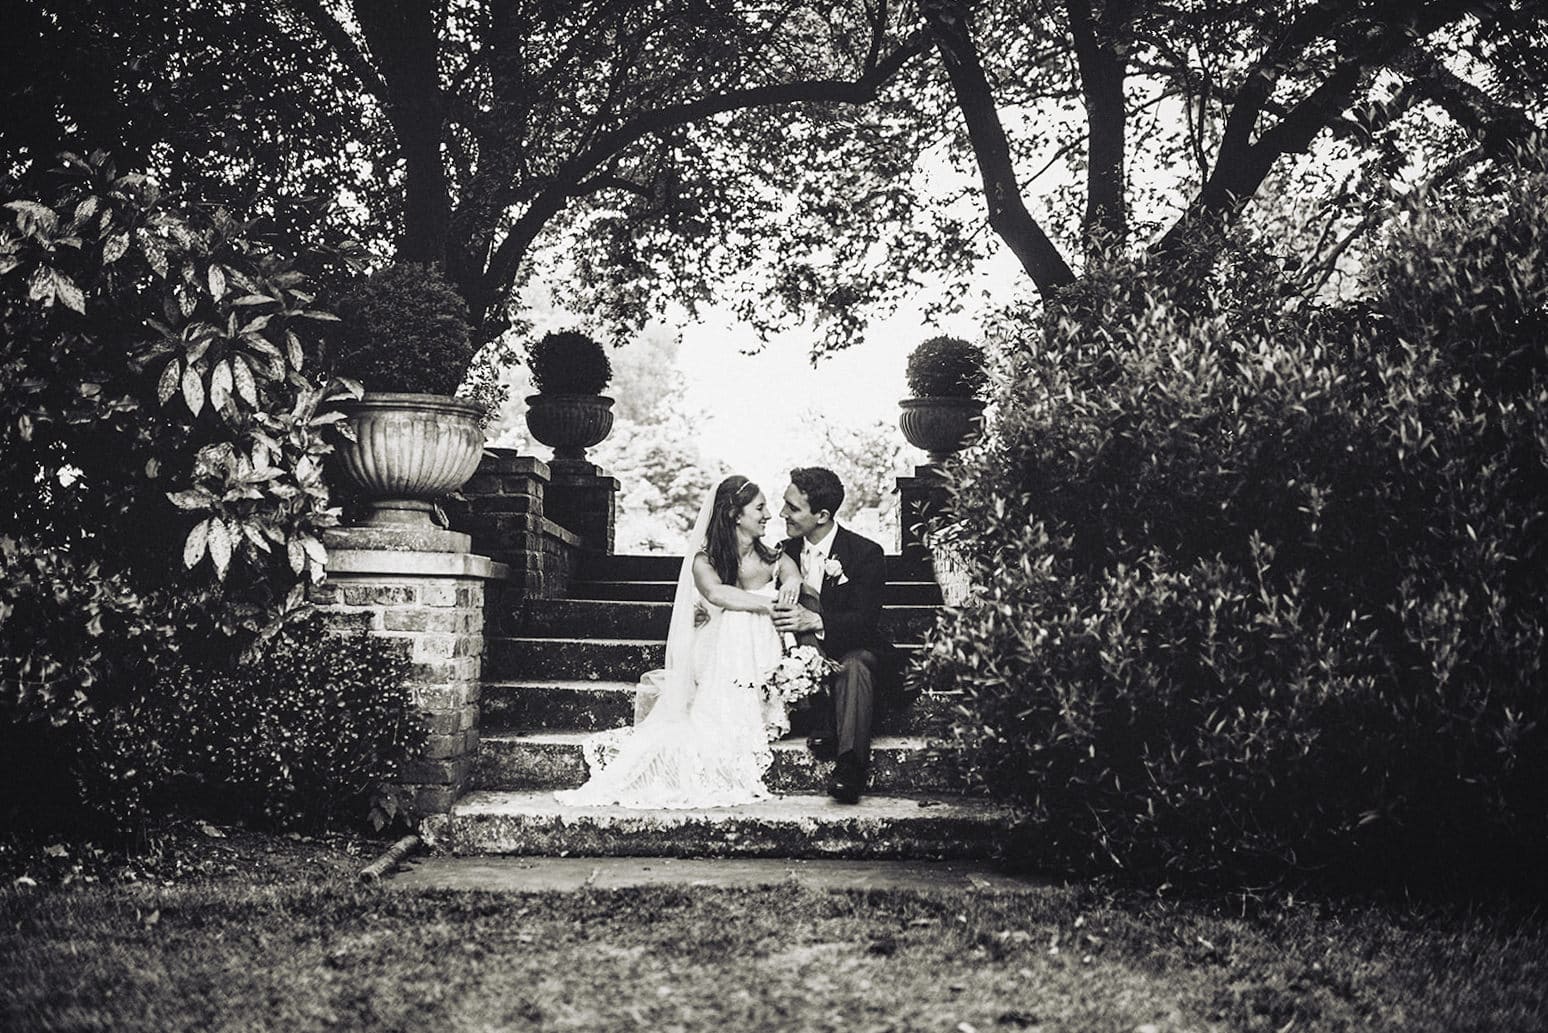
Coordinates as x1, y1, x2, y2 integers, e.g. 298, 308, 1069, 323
314, 543, 501, 815
449, 448, 590, 598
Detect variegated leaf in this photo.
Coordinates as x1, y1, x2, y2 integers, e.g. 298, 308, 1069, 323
207, 264, 227, 300
102, 233, 129, 264
52, 271, 85, 314
183, 518, 211, 568
27, 266, 53, 303
301, 535, 327, 572
136, 229, 168, 277
242, 522, 271, 553
181, 365, 205, 416
209, 359, 233, 413
166, 489, 213, 510
208, 518, 232, 580
231, 354, 258, 407
286, 537, 306, 574
157, 359, 180, 405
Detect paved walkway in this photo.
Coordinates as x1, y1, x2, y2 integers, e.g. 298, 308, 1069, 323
388, 856, 1046, 893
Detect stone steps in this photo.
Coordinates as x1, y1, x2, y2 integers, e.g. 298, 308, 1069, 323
484, 636, 923, 683
479, 679, 960, 735
419, 789, 1014, 860
473, 732, 964, 794
509, 597, 941, 641
428, 551, 1002, 864
566, 579, 944, 605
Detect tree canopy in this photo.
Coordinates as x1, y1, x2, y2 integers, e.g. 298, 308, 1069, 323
5, 1, 1543, 351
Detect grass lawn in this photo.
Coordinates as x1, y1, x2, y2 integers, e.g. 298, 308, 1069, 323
2, 826, 1544, 1032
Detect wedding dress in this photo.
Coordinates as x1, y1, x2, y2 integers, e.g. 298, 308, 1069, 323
554, 492, 789, 809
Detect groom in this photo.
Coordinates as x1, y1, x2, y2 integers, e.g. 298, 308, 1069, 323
773, 467, 890, 804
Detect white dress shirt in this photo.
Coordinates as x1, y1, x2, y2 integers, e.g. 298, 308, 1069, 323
800, 521, 840, 596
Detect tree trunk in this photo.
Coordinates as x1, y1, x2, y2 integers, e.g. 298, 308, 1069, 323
1066, 0, 1129, 250
353, 0, 450, 269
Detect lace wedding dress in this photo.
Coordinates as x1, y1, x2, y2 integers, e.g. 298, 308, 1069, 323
554, 497, 789, 809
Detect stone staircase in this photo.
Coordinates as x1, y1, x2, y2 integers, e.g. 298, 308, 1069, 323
419, 553, 1015, 858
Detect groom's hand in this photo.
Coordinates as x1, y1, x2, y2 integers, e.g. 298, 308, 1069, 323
772, 604, 821, 635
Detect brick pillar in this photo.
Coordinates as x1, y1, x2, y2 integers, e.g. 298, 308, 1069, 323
450, 448, 582, 600
896, 465, 951, 565
313, 528, 506, 816
546, 460, 619, 555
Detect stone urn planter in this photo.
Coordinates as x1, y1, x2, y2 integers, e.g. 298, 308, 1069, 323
525, 393, 615, 464
333, 392, 485, 528
898, 396, 986, 465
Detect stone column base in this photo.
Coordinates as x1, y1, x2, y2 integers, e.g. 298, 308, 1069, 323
313, 532, 508, 816
547, 460, 620, 554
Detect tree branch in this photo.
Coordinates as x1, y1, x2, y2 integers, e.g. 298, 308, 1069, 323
282, 0, 388, 100
1304, 144, 1485, 296
920, 0, 1076, 295
480, 30, 932, 298
1395, 45, 1545, 159
570, 174, 653, 200
1153, 0, 1479, 262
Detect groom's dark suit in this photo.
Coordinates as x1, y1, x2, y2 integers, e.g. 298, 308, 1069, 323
782, 525, 892, 773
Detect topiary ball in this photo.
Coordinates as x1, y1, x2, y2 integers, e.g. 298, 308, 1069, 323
331, 263, 474, 396
906, 335, 988, 398
529, 329, 613, 395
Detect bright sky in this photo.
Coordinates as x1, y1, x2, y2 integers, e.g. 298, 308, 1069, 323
672, 247, 1029, 486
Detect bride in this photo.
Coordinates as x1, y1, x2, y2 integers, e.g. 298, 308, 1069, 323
555, 474, 805, 808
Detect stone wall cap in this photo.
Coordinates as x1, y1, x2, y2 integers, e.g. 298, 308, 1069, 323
323, 526, 472, 553
325, 548, 504, 580
479, 448, 551, 480
541, 517, 582, 547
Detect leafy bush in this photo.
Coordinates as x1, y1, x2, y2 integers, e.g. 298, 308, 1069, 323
0, 152, 373, 835
330, 262, 474, 396
1, 151, 362, 645
153, 617, 423, 828
2, 611, 423, 835
920, 154, 1548, 893
0, 536, 173, 727
905, 335, 987, 398
528, 329, 613, 394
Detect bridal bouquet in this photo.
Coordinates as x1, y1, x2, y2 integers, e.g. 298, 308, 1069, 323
761, 643, 838, 711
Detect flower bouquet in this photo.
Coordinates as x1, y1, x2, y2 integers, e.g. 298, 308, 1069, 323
761, 643, 838, 713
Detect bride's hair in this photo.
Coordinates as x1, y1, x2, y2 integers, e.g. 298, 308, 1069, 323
703, 474, 777, 586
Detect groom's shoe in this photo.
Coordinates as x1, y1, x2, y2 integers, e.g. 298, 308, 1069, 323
827, 753, 865, 805
807, 735, 836, 761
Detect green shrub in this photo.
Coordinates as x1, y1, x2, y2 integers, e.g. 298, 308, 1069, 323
331, 262, 474, 395
528, 329, 613, 394
905, 335, 988, 398
1, 151, 363, 650
920, 154, 1548, 893
154, 617, 424, 829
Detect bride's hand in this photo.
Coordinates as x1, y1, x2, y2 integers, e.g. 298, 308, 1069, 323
777, 580, 801, 609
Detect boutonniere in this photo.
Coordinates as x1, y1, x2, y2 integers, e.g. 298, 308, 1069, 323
823, 557, 848, 585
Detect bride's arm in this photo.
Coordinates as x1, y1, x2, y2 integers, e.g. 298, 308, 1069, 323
692, 554, 773, 613
776, 553, 802, 608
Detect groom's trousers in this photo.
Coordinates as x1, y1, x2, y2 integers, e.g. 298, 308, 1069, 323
830, 649, 878, 768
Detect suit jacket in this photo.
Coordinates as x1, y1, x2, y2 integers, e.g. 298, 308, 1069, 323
781, 525, 890, 662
